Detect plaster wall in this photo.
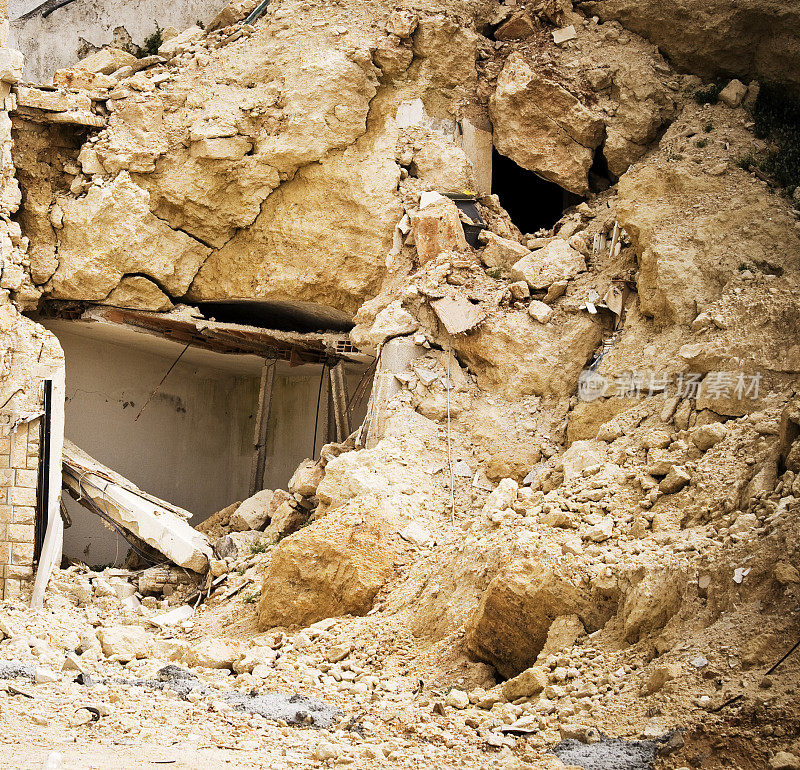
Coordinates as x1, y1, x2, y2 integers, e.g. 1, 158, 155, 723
54, 326, 257, 566
10, 0, 226, 83
45, 322, 369, 567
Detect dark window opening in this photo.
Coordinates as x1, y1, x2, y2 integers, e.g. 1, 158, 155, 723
196, 300, 354, 334
491, 149, 583, 234
589, 146, 613, 193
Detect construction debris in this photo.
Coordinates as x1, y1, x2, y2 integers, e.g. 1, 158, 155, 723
62, 441, 212, 572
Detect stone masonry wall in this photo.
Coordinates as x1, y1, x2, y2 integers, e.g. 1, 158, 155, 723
0, 414, 40, 600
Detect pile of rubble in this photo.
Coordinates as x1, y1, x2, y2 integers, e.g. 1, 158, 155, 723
1, 0, 799, 766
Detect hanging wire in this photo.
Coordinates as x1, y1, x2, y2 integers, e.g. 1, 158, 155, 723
135, 343, 191, 421
311, 363, 326, 458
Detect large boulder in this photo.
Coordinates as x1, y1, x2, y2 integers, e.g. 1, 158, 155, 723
257, 505, 399, 629
47, 173, 210, 300
490, 53, 604, 195
453, 312, 602, 399
617, 106, 800, 326
581, 0, 800, 98
465, 558, 601, 678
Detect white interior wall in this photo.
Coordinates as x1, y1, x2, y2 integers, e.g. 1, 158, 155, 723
53, 326, 258, 566
41, 320, 370, 568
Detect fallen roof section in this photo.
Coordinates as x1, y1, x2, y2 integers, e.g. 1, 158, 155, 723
77, 305, 369, 366
62, 440, 213, 573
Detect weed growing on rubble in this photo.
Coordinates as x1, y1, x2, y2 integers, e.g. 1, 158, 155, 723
135, 22, 163, 58
695, 138, 709, 148
693, 82, 724, 105
250, 541, 269, 555
750, 85, 800, 191
242, 593, 258, 604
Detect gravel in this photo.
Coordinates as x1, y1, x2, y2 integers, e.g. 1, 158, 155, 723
0, 661, 36, 680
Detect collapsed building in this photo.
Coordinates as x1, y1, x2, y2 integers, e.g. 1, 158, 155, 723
0, 0, 799, 765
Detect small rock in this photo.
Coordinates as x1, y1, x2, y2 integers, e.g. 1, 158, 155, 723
327, 643, 352, 663
313, 740, 341, 761
528, 300, 554, 324
730, 512, 758, 537
690, 422, 727, 451
34, 667, 59, 684
559, 723, 600, 743
718, 79, 747, 108
399, 522, 435, 548
502, 666, 547, 700
645, 662, 681, 694
585, 518, 613, 543
184, 639, 241, 669
552, 25, 577, 45
510, 281, 530, 300
770, 752, 800, 770
774, 562, 800, 584
97, 626, 149, 663
445, 689, 470, 709
658, 465, 691, 494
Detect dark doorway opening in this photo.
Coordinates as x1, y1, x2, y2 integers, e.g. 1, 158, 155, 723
588, 146, 613, 193
491, 149, 583, 234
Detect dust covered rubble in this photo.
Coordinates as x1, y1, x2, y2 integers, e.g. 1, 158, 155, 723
5, 0, 800, 766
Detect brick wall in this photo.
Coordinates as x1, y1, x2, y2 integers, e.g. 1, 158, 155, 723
0, 412, 41, 601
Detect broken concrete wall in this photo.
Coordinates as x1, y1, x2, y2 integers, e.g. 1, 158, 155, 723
0, 23, 65, 601
45, 320, 369, 566
10, 0, 228, 83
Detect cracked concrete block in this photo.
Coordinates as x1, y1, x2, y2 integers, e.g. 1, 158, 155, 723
189, 136, 253, 160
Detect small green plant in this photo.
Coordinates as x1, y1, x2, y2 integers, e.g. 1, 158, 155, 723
735, 151, 757, 171
749, 84, 800, 191
135, 21, 163, 58
703, 121, 714, 133
242, 592, 258, 604
237, 565, 246, 576
695, 138, 709, 148
250, 541, 269, 555
486, 268, 503, 280
693, 83, 724, 105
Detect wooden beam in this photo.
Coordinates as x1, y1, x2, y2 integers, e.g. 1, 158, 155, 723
248, 360, 275, 496
330, 362, 351, 442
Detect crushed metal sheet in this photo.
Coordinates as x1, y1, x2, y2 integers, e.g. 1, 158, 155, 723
431, 295, 485, 335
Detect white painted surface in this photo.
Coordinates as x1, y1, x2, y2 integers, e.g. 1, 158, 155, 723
42, 320, 369, 567
53, 325, 257, 566
10, 0, 227, 83
30, 366, 65, 609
